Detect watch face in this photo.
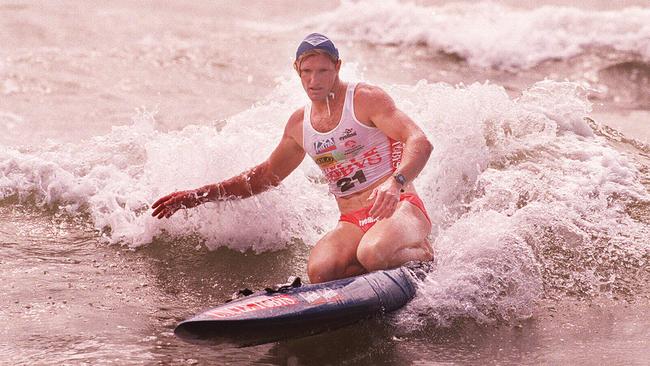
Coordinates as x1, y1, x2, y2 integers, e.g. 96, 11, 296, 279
394, 173, 406, 185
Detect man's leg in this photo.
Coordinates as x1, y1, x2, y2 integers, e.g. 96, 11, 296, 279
356, 200, 433, 271
307, 222, 367, 283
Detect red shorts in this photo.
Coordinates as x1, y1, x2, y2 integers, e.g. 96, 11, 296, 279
339, 193, 431, 233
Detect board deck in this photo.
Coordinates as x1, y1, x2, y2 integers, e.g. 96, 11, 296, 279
174, 266, 419, 346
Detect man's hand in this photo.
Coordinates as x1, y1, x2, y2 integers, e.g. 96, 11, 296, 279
151, 190, 205, 219
367, 178, 402, 220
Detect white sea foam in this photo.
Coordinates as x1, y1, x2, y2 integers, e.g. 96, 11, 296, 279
391, 78, 649, 325
405, 211, 544, 325
1, 66, 648, 323
1, 93, 337, 251
312, 0, 650, 69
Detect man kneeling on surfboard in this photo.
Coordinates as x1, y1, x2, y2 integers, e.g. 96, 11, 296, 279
152, 33, 434, 283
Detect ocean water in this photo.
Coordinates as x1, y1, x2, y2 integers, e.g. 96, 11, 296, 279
1, 1, 649, 365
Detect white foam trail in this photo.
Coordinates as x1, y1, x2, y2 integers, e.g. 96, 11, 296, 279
312, 0, 650, 69
389, 79, 648, 325
406, 211, 543, 326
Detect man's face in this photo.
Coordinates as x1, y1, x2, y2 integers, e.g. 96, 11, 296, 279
296, 54, 340, 101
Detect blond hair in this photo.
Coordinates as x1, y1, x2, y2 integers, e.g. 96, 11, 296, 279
294, 49, 339, 72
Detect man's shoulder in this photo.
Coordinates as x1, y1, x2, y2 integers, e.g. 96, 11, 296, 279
354, 82, 391, 103
353, 82, 394, 112
283, 107, 305, 140
287, 107, 305, 126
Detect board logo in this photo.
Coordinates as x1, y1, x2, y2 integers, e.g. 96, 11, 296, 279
204, 295, 297, 318
299, 288, 342, 304
314, 137, 336, 154
339, 128, 357, 141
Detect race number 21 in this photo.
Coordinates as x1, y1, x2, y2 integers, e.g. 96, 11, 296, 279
337, 170, 367, 193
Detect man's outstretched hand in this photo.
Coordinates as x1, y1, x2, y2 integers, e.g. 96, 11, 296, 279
151, 190, 203, 219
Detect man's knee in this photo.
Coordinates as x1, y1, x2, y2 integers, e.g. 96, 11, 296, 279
358, 238, 433, 271
307, 258, 336, 284
356, 241, 389, 272
307, 253, 365, 283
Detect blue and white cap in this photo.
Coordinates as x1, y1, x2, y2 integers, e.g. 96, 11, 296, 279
295, 33, 339, 61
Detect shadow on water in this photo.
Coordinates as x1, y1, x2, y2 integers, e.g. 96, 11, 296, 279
255, 319, 403, 365
252, 317, 542, 365
137, 236, 311, 308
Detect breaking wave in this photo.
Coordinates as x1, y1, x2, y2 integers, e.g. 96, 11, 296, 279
311, 1, 650, 70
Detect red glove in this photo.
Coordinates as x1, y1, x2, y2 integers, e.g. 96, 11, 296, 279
151, 190, 206, 219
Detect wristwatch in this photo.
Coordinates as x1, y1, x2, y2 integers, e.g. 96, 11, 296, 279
393, 173, 407, 187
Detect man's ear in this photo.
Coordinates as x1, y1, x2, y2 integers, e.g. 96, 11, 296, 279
293, 61, 300, 75
335, 59, 342, 72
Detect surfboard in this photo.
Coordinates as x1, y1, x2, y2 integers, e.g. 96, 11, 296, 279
174, 265, 422, 346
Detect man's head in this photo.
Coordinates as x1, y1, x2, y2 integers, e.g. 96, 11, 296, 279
295, 33, 339, 62
294, 33, 341, 102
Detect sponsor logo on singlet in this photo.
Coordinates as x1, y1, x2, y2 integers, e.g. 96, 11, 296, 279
323, 146, 383, 182
338, 128, 357, 141
344, 146, 364, 157
315, 153, 336, 167
332, 151, 345, 160
314, 137, 336, 154
390, 140, 403, 169
316, 152, 347, 167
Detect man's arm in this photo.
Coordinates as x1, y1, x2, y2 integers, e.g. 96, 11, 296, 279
367, 87, 432, 184
355, 84, 433, 219
152, 110, 306, 219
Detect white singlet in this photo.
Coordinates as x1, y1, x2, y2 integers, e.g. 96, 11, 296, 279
303, 83, 403, 197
